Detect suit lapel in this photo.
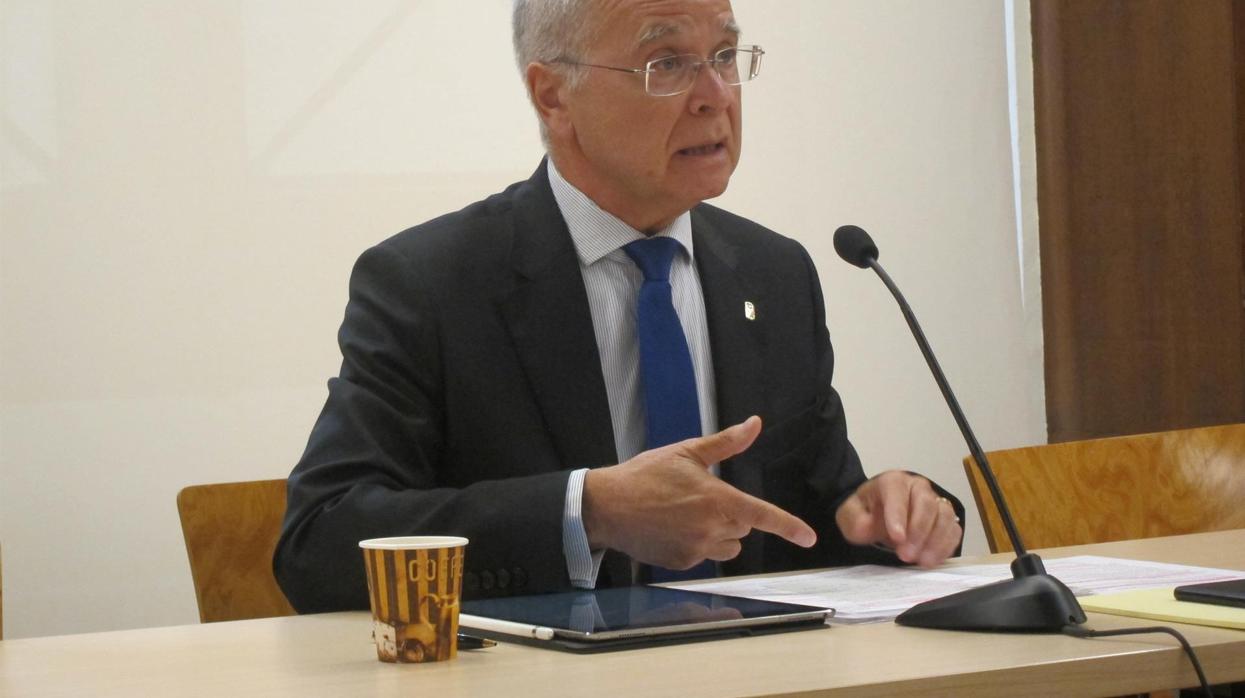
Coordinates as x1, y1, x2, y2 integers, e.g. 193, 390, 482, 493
693, 208, 770, 575
693, 208, 769, 440
497, 165, 618, 472
497, 164, 630, 587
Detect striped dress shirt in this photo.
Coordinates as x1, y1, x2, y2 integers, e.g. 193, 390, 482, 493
546, 160, 720, 588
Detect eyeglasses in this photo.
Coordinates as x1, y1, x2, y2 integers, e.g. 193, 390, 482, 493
557, 45, 764, 97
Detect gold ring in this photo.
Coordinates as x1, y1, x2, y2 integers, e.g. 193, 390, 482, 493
936, 497, 960, 524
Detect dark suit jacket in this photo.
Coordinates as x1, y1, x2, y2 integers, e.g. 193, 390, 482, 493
274, 162, 961, 613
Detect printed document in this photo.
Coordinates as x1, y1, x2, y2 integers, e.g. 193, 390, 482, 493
668, 556, 1244, 623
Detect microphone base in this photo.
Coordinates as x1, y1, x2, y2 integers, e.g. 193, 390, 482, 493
894, 566, 1087, 632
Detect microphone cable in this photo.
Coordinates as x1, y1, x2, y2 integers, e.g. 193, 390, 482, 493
1060, 623, 1211, 697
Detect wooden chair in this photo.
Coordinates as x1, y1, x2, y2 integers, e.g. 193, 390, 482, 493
965, 423, 1245, 553
176, 478, 297, 622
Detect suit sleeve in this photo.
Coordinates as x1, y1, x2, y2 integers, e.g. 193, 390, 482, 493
273, 243, 574, 613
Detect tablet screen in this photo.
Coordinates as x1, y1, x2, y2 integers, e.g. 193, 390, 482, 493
461, 585, 830, 638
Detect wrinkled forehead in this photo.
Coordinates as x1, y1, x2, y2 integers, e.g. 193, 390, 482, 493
634, 14, 740, 48
588, 0, 740, 52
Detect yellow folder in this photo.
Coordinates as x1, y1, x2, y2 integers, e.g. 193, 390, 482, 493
1080, 587, 1245, 630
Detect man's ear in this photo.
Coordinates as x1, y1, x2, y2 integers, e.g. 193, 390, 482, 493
525, 62, 573, 139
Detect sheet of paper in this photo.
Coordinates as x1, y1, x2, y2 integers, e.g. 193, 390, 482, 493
942, 556, 1245, 596
672, 566, 997, 623
668, 556, 1245, 623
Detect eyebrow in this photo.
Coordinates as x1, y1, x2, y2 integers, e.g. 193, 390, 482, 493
636, 17, 741, 47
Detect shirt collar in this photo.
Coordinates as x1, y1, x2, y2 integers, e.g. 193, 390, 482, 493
547, 159, 694, 267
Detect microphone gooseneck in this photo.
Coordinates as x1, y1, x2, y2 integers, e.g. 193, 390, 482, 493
831, 225, 1027, 558
833, 224, 1085, 632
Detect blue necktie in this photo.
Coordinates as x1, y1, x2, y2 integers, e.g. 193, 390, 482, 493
623, 237, 715, 583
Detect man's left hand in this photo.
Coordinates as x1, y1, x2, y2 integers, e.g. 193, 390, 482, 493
834, 470, 962, 568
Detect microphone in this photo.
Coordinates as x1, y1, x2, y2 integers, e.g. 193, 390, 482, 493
832, 225, 878, 268
833, 224, 1085, 632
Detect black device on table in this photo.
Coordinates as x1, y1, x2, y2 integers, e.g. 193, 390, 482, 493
1174, 579, 1245, 609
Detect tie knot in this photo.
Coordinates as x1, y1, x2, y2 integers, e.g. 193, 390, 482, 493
623, 236, 681, 282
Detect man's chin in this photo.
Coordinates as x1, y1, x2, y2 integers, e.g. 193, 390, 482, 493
687, 179, 731, 205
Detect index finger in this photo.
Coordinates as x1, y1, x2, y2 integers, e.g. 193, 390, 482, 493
722, 489, 816, 548
872, 475, 912, 545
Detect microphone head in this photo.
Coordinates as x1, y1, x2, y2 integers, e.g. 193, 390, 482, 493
833, 225, 879, 268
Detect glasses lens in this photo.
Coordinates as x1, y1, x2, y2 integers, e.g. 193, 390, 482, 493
727, 47, 762, 84
644, 46, 763, 96
715, 47, 741, 84
647, 55, 693, 96
746, 47, 763, 81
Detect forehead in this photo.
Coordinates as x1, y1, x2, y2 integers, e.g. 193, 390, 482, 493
591, 0, 737, 49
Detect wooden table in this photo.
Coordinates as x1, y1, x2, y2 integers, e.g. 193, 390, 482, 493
3, 530, 1243, 697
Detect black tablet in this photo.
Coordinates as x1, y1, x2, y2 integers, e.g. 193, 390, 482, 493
460, 585, 831, 652
1173, 578, 1245, 609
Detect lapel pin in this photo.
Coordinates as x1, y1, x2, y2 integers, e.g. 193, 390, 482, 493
744, 301, 756, 321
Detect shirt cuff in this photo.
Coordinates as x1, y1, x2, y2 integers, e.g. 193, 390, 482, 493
563, 467, 605, 588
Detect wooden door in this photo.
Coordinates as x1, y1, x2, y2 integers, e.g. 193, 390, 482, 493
1033, 0, 1245, 442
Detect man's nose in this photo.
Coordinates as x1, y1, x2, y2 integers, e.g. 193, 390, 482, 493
686, 62, 733, 114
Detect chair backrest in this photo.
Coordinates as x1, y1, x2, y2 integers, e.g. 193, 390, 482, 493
176, 478, 296, 623
965, 423, 1245, 553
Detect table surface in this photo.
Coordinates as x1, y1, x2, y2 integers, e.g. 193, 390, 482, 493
2, 530, 1243, 698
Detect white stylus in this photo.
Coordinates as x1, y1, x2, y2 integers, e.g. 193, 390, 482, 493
459, 613, 556, 641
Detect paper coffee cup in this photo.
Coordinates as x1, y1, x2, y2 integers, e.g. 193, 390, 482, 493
359, 536, 468, 663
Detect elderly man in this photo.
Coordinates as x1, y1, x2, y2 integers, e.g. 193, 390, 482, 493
274, 0, 963, 613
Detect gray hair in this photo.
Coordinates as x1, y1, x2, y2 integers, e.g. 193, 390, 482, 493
512, 0, 596, 92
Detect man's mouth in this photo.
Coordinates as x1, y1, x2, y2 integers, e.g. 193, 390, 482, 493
678, 142, 725, 156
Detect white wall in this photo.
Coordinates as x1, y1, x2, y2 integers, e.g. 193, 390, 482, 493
0, 0, 1043, 639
